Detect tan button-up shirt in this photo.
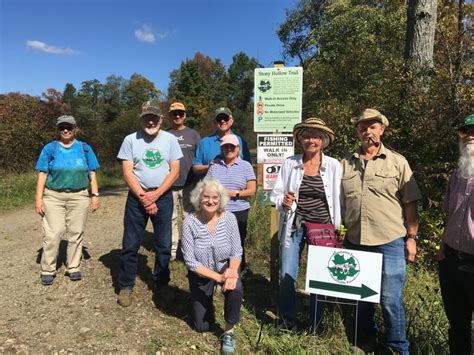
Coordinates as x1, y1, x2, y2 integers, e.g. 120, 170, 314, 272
341, 144, 422, 246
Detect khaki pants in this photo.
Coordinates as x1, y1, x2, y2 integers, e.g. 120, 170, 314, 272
41, 188, 90, 275
171, 186, 194, 258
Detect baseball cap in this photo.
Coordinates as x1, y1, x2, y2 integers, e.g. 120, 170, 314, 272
169, 102, 186, 112
351, 108, 389, 127
140, 99, 162, 118
57, 115, 76, 126
220, 134, 239, 147
459, 114, 474, 131
214, 107, 232, 119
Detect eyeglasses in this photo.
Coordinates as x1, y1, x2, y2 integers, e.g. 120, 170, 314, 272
222, 144, 237, 151
171, 110, 185, 117
58, 124, 75, 131
302, 135, 323, 141
458, 128, 474, 140
202, 196, 220, 202
215, 115, 230, 123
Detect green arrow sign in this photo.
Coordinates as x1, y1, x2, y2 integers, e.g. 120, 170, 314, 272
309, 280, 378, 299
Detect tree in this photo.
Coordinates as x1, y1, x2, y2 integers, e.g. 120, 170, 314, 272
123, 74, 159, 110
405, 0, 438, 68
62, 83, 77, 113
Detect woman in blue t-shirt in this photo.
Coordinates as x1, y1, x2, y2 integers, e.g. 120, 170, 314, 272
34, 115, 100, 286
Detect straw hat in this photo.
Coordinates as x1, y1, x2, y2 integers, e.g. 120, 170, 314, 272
293, 117, 335, 148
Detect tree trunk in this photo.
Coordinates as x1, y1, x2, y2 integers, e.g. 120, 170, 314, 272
405, 0, 438, 68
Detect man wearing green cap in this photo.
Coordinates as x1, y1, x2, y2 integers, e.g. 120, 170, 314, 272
438, 114, 474, 354
116, 99, 183, 307
341, 108, 422, 354
192, 107, 251, 175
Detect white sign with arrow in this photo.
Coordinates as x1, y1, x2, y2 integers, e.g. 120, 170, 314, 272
305, 246, 383, 304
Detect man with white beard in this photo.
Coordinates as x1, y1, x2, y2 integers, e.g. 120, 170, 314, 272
438, 114, 474, 354
116, 99, 183, 307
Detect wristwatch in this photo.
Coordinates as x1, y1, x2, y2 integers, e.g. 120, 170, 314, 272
236, 192, 240, 198
91, 192, 100, 197
405, 233, 418, 241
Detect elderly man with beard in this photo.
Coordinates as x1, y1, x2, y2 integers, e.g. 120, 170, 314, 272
116, 99, 183, 307
438, 114, 474, 355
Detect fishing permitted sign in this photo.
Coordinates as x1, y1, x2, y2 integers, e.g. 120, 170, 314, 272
257, 134, 294, 163
305, 246, 383, 303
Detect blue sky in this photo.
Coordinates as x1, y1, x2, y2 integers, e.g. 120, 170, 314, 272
1, 0, 298, 97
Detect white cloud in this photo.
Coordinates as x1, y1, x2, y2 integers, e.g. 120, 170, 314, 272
26, 40, 81, 55
134, 24, 168, 43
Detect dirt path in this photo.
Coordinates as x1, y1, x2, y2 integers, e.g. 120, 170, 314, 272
0, 186, 247, 353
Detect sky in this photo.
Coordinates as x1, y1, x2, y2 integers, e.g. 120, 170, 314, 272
0, 0, 299, 97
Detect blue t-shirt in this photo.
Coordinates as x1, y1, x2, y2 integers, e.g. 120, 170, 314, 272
193, 132, 252, 166
117, 130, 183, 189
206, 157, 256, 212
35, 140, 100, 191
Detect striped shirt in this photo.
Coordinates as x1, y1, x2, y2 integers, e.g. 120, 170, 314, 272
206, 157, 256, 212
296, 174, 331, 223
181, 211, 242, 272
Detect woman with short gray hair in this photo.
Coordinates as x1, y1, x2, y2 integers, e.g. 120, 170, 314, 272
181, 177, 243, 354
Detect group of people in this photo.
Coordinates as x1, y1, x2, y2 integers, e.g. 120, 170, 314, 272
34, 101, 473, 354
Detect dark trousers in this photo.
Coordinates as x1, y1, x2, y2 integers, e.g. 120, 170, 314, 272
230, 209, 249, 271
188, 270, 243, 332
118, 191, 173, 289
439, 244, 474, 355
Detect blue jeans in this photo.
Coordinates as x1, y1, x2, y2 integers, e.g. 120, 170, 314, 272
118, 191, 173, 289
280, 227, 325, 328
345, 237, 409, 354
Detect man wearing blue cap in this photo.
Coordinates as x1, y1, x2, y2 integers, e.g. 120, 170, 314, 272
438, 114, 474, 354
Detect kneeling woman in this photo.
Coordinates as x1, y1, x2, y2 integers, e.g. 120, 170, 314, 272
181, 178, 243, 354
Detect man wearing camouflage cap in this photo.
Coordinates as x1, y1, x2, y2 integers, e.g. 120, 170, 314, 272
193, 107, 251, 175
341, 108, 422, 353
438, 114, 474, 354
116, 99, 183, 307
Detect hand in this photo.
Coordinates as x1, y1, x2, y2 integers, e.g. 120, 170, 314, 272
35, 198, 44, 217
222, 277, 237, 292
282, 193, 296, 210
405, 238, 417, 263
139, 191, 159, 207
91, 196, 100, 212
223, 268, 239, 280
145, 203, 158, 216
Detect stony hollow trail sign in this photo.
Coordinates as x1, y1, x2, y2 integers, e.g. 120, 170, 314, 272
305, 246, 383, 304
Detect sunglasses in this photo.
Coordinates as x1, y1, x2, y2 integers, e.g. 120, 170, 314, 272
171, 110, 185, 117
458, 128, 474, 139
58, 124, 75, 131
215, 115, 230, 123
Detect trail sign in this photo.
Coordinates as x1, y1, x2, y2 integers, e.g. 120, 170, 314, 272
305, 246, 383, 303
257, 134, 294, 163
254, 67, 303, 132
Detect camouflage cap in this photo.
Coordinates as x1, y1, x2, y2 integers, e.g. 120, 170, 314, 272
351, 108, 389, 127
459, 114, 474, 131
140, 99, 162, 118
214, 107, 232, 119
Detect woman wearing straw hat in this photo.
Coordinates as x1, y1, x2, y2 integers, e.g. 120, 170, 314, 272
271, 117, 342, 332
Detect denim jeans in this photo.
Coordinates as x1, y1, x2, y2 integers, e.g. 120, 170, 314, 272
345, 237, 409, 354
118, 191, 173, 289
280, 227, 325, 328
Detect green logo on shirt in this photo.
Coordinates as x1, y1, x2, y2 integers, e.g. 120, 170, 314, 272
143, 149, 163, 169
327, 251, 360, 284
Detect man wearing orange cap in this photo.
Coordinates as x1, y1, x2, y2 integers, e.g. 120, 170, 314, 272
168, 102, 201, 260
341, 108, 422, 354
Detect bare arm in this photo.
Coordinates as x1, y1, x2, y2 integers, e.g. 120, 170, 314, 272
121, 160, 145, 198
139, 160, 180, 206
228, 180, 256, 198
404, 201, 419, 262
89, 171, 100, 212
192, 164, 210, 175
35, 172, 47, 216
193, 266, 225, 284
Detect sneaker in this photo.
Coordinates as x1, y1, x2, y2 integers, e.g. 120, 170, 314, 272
220, 332, 236, 354
117, 288, 133, 307
278, 319, 297, 333
67, 272, 82, 281
40, 274, 54, 286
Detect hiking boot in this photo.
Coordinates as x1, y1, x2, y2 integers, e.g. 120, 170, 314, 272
66, 272, 82, 281
220, 332, 236, 354
40, 274, 54, 286
117, 288, 133, 307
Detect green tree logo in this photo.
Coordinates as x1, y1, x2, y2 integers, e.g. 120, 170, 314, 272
327, 251, 360, 284
258, 80, 272, 93
143, 149, 163, 169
